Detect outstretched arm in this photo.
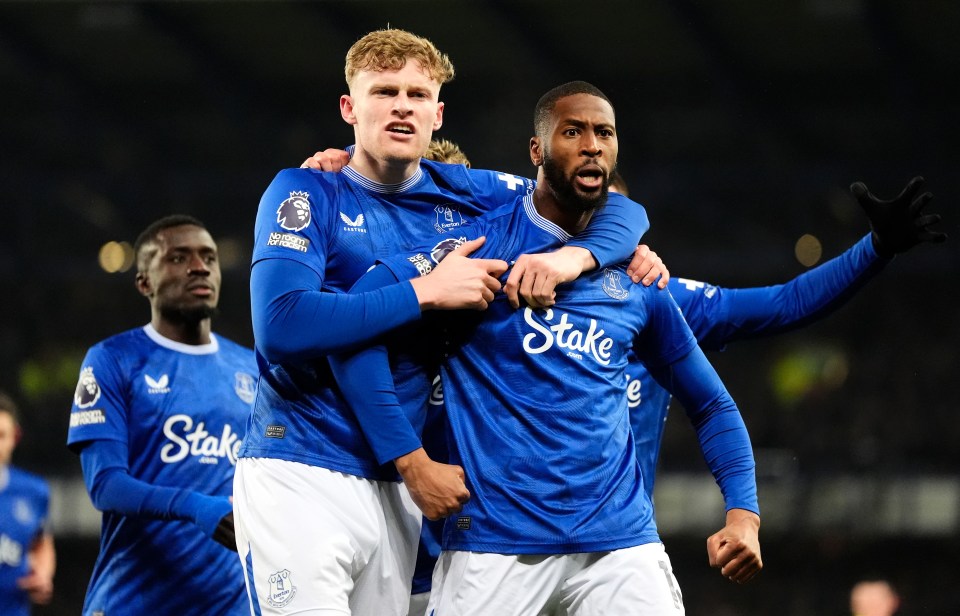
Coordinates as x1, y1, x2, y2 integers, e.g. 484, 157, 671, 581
674, 176, 947, 350
675, 234, 884, 350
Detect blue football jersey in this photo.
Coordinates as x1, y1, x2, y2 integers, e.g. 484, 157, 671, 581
379, 195, 697, 553
0, 467, 49, 616
242, 160, 647, 481
67, 325, 257, 616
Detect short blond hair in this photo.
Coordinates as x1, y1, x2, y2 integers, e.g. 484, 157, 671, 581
425, 139, 471, 167
345, 29, 455, 88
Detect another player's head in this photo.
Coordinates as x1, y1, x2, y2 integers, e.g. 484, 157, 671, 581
850, 579, 900, 616
134, 214, 221, 328
425, 138, 471, 167
0, 391, 22, 468
530, 81, 618, 214
609, 169, 629, 196
341, 29, 455, 169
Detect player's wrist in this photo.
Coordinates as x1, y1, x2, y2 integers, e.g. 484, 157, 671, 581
394, 447, 429, 475
726, 507, 760, 529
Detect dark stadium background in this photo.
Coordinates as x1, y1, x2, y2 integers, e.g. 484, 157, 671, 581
2, 1, 958, 614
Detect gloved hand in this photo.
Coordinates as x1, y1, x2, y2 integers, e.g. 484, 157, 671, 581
850, 176, 947, 258
212, 512, 237, 552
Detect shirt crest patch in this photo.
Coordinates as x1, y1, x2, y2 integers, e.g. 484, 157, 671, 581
74, 366, 101, 409
601, 268, 629, 300
235, 371, 256, 404
277, 191, 312, 231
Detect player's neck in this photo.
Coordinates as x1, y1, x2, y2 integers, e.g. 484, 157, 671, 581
532, 185, 596, 236
151, 318, 212, 346
347, 148, 420, 185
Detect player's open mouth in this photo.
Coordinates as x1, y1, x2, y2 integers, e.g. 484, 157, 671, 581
387, 123, 415, 135
576, 165, 604, 190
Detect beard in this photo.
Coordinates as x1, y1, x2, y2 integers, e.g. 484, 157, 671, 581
542, 155, 611, 215
159, 303, 219, 326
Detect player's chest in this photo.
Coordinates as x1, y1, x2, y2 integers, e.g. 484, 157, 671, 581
127, 357, 255, 425
326, 193, 484, 284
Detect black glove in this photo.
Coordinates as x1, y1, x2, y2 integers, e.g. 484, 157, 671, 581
212, 512, 238, 552
850, 176, 947, 258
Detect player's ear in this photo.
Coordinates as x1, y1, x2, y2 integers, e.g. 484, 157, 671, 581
135, 271, 152, 297
340, 95, 358, 125
433, 101, 444, 131
530, 136, 544, 167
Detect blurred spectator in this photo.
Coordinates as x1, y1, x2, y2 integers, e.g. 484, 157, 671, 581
0, 391, 56, 615
851, 579, 900, 616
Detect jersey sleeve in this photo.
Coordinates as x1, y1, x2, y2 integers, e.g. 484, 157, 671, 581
329, 215, 500, 465
566, 192, 649, 267
67, 343, 130, 451
328, 265, 423, 464
80, 440, 232, 537
252, 167, 336, 275
250, 168, 423, 362
647, 349, 759, 514
636, 287, 759, 514
670, 234, 886, 351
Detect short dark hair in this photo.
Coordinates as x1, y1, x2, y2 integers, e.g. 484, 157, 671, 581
134, 215, 206, 272
533, 81, 614, 139
0, 390, 20, 424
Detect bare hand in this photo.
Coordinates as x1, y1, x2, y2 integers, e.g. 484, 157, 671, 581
300, 148, 351, 172
626, 244, 669, 288
17, 570, 53, 605
504, 245, 593, 309
396, 448, 470, 520
707, 508, 762, 584
411, 237, 508, 311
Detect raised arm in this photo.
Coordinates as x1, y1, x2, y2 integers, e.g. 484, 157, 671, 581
673, 176, 947, 351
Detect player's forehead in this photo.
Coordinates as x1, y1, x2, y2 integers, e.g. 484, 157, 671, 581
352, 60, 440, 92
153, 224, 217, 253
551, 93, 616, 129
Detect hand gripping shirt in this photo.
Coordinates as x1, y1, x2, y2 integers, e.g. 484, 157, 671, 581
67, 325, 257, 616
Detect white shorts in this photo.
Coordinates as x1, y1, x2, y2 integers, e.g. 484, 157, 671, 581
426, 543, 684, 616
234, 458, 422, 615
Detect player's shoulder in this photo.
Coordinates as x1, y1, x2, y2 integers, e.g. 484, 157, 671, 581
266, 167, 344, 202
8, 465, 50, 498
423, 159, 535, 194
87, 327, 150, 356
271, 166, 341, 184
